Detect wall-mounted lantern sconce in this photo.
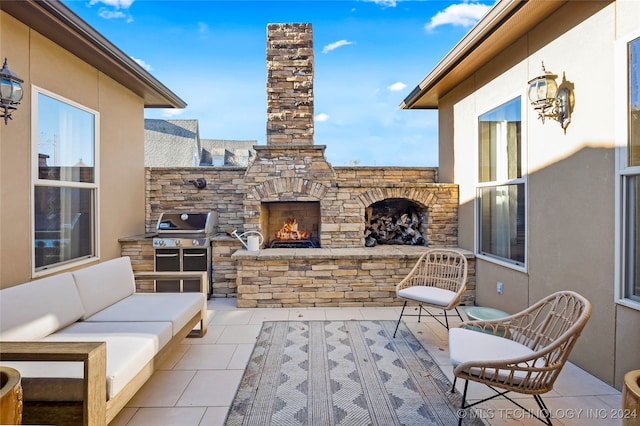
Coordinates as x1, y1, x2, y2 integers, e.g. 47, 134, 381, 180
0, 58, 24, 125
189, 178, 207, 189
527, 62, 573, 131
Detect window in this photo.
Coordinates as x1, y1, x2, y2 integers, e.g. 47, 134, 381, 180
477, 97, 525, 266
32, 88, 99, 273
622, 36, 640, 303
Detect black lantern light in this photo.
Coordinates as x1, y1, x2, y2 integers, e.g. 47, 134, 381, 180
0, 58, 24, 125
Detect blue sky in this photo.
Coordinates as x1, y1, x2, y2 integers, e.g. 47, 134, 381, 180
62, 0, 494, 166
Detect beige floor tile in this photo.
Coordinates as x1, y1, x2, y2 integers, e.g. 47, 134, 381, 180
188, 325, 225, 344
248, 308, 291, 323
553, 362, 620, 397
125, 407, 206, 426
324, 308, 365, 320
177, 370, 244, 407
595, 393, 623, 409
127, 370, 197, 407
208, 298, 238, 311
288, 308, 327, 320
360, 307, 402, 320
227, 343, 254, 370
544, 395, 624, 426
199, 406, 230, 426
108, 407, 138, 426
216, 324, 262, 344
174, 344, 237, 370
158, 343, 190, 370
209, 309, 253, 325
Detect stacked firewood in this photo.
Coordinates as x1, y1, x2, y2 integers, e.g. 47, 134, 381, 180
364, 208, 427, 247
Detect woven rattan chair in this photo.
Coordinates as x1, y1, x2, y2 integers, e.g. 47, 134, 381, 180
393, 248, 468, 337
449, 291, 592, 426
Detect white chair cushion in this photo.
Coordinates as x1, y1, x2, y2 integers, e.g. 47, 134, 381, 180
85, 293, 205, 336
5, 321, 173, 400
72, 257, 136, 319
398, 286, 457, 307
449, 327, 543, 384
0, 273, 84, 341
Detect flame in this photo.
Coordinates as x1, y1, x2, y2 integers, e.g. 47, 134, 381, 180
275, 217, 309, 240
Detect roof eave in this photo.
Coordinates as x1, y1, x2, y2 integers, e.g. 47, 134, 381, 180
401, 0, 568, 110
1, 0, 187, 109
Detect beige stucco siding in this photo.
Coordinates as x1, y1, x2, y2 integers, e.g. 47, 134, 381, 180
614, 0, 640, 390
0, 11, 145, 287
445, 2, 625, 385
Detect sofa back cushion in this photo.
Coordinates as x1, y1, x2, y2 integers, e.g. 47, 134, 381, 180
72, 257, 136, 319
0, 273, 85, 341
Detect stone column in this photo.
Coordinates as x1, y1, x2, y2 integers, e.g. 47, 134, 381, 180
266, 23, 314, 146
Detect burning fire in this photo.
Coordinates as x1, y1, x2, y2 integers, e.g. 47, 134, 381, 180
275, 218, 309, 240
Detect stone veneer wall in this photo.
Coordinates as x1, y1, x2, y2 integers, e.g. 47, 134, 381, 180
135, 165, 464, 300
266, 23, 314, 146
233, 247, 475, 308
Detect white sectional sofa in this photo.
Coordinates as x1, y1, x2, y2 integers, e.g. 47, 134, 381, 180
0, 256, 208, 426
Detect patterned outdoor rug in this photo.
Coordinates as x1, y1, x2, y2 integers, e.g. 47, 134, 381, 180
225, 320, 484, 426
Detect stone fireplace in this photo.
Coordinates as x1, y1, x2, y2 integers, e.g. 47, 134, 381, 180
134, 23, 472, 307
242, 23, 458, 250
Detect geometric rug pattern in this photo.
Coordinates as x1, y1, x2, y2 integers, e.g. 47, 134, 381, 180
225, 320, 485, 425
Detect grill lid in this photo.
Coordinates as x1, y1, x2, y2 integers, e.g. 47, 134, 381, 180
155, 211, 217, 235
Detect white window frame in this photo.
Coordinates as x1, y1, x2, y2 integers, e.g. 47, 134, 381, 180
31, 86, 100, 277
615, 29, 640, 310
474, 93, 528, 272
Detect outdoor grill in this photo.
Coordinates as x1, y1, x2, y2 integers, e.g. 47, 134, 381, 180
152, 211, 218, 297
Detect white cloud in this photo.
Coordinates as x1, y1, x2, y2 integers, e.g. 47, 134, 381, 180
98, 9, 129, 20
360, 0, 397, 7
315, 113, 330, 122
90, 0, 134, 8
425, 2, 492, 32
91, 0, 134, 21
322, 40, 355, 54
387, 82, 407, 92
132, 57, 152, 71
162, 109, 184, 118
198, 22, 209, 36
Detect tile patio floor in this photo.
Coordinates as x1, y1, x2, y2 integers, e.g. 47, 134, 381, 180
109, 298, 622, 426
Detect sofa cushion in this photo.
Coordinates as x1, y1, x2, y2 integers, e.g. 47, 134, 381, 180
398, 286, 457, 307
0, 273, 84, 341
84, 293, 205, 336
449, 327, 543, 384
5, 321, 173, 400
72, 257, 136, 319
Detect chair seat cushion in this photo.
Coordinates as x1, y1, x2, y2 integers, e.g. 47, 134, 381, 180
449, 327, 543, 384
398, 286, 457, 307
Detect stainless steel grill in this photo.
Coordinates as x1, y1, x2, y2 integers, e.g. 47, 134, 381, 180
152, 211, 218, 297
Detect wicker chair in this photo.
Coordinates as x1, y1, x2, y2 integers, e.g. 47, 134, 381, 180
449, 291, 592, 426
393, 248, 468, 338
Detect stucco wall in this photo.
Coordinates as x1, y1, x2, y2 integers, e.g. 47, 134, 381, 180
0, 11, 146, 288
441, 1, 635, 387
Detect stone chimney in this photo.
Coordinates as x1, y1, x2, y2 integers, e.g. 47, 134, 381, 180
266, 23, 314, 146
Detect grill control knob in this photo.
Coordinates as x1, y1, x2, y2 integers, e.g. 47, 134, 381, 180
192, 239, 200, 246
156, 240, 166, 247
175, 240, 182, 247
